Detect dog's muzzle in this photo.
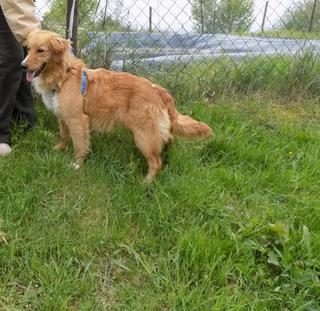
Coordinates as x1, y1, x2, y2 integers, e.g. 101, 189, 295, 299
23, 63, 47, 82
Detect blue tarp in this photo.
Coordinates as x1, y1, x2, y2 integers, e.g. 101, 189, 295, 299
84, 31, 320, 69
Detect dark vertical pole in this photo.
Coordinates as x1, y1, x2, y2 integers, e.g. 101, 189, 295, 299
309, 0, 318, 32
72, 2, 79, 55
212, 1, 216, 33
149, 6, 152, 32
200, 0, 204, 33
261, 1, 269, 32
103, 0, 109, 29
66, 0, 79, 54
66, 0, 72, 38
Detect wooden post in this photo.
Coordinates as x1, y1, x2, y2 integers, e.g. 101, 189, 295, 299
309, 0, 318, 32
149, 6, 152, 32
261, 1, 269, 32
200, 0, 204, 33
66, 0, 79, 54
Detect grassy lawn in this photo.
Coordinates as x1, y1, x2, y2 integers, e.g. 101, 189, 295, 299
1, 93, 320, 310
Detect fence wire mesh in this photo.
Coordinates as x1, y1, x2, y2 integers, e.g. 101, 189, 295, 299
35, 0, 320, 76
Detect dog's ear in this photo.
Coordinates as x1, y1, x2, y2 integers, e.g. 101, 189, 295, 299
49, 37, 70, 61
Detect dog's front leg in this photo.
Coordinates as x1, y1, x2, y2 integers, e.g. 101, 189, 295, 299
54, 118, 70, 151
67, 115, 90, 169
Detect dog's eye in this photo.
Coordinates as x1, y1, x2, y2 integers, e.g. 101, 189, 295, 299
27, 47, 30, 52
37, 48, 45, 53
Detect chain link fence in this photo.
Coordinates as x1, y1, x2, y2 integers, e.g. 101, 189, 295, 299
34, 0, 320, 79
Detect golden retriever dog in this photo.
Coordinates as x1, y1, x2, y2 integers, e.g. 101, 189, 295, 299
22, 30, 212, 181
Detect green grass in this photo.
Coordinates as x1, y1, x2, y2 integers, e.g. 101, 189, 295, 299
90, 47, 320, 103
1, 92, 320, 309
247, 30, 320, 40
124, 53, 320, 108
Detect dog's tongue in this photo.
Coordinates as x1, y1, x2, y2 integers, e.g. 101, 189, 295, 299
26, 71, 36, 82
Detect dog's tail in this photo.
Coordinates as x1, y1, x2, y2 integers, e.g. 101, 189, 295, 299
171, 114, 213, 138
155, 85, 213, 139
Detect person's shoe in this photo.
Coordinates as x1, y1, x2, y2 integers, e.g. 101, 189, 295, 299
0, 143, 12, 156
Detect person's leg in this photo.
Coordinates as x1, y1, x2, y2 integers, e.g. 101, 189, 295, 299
0, 6, 24, 148
13, 48, 37, 128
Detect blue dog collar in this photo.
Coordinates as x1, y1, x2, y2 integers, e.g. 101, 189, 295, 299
81, 70, 88, 96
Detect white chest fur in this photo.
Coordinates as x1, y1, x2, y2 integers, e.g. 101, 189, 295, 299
33, 78, 60, 115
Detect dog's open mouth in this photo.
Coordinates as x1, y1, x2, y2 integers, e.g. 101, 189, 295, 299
26, 63, 47, 82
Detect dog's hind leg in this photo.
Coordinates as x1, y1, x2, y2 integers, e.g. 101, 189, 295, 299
133, 129, 163, 182
67, 115, 90, 169
54, 118, 70, 151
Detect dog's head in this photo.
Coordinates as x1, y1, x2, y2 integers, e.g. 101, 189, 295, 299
22, 30, 71, 82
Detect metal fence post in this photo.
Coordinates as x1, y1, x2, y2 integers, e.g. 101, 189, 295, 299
308, 0, 318, 32
212, 1, 216, 34
66, 0, 79, 55
149, 6, 152, 33
103, 0, 110, 29
200, 0, 204, 34
261, 1, 269, 32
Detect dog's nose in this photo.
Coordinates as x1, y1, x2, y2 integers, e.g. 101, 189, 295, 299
21, 63, 27, 70
21, 62, 27, 70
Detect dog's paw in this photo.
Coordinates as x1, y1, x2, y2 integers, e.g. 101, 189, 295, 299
42, 130, 55, 138
143, 175, 154, 184
70, 162, 81, 170
53, 143, 67, 151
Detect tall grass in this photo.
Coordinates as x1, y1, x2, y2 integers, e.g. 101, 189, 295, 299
140, 53, 320, 104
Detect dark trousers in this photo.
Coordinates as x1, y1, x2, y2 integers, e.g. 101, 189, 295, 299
0, 6, 36, 144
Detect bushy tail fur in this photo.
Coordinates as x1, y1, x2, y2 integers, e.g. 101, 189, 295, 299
154, 84, 212, 138
172, 114, 213, 138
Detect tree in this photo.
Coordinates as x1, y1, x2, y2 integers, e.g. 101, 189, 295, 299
192, 0, 254, 34
42, 0, 98, 30
281, 0, 319, 32
42, 0, 126, 33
